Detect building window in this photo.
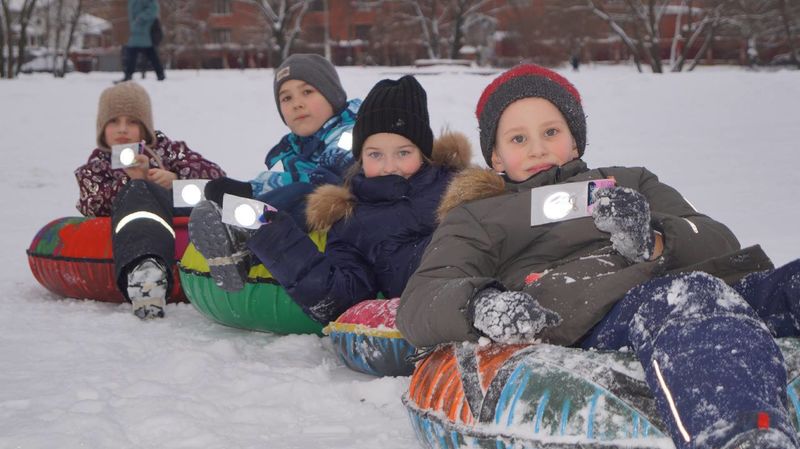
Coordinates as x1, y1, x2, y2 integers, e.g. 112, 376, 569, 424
309, 0, 325, 12
211, 28, 231, 44
509, 0, 532, 6
213, 0, 231, 15
354, 24, 371, 41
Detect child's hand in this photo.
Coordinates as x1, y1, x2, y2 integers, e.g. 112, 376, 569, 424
123, 154, 149, 180
204, 177, 254, 206
147, 168, 177, 190
592, 187, 655, 263
470, 288, 561, 344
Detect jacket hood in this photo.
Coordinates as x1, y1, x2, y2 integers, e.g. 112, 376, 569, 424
436, 159, 589, 221
306, 130, 473, 232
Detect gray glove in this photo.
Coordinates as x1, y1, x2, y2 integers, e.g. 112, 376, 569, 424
592, 186, 655, 263
470, 288, 561, 344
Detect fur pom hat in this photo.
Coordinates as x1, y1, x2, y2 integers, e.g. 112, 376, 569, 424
96, 81, 156, 149
475, 64, 586, 167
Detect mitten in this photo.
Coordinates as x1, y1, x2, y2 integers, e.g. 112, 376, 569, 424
309, 166, 343, 186
592, 187, 655, 263
204, 177, 253, 206
470, 288, 561, 344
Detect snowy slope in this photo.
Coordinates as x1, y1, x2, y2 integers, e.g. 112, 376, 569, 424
1, 65, 798, 449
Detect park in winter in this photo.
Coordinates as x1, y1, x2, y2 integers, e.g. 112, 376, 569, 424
2, 1, 800, 449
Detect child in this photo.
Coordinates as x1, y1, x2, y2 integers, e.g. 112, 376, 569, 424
189, 75, 470, 324
397, 65, 800, 449
75, 81, 225, 319
200, 53, 361, 229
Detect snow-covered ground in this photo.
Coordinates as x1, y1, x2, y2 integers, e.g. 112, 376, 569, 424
1, 64, 798, 449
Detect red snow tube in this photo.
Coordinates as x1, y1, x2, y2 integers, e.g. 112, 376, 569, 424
324, 298, 417, 377
26, 216, 190, 302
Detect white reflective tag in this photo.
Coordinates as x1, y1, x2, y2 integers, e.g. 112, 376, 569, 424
337, 132, 353, 151
530, 179, 615, 226
110, 142, 143, 169
172, 179, 209, 208
221, 194, 269, 230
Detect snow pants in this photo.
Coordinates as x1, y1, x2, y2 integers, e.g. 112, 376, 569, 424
111, 180, 180, 300
582, 268, 800, 449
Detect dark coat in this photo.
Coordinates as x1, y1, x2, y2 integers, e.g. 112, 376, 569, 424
245, 132, 472, 324
397, 160, 773, 348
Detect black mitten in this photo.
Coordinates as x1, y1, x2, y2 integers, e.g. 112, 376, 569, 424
592, 187, 655, 263
204, 177, 253, 206
470, 288, 561, 344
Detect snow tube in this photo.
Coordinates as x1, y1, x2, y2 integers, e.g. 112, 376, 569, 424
177, 232, 326, 335
404, 338, 800, 449
27, 216, 189, 302
324, 298, 416, 377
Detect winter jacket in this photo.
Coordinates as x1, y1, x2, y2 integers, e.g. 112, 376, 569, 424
245, 132, 473, 324
127, 0, 159, 48
75, 131, 225, 217
397, 159, 774, 348
248, 99, 360, 197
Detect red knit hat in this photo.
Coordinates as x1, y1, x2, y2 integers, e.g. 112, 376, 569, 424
475, 64, 586, 167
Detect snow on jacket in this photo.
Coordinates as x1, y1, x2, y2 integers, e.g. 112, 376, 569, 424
127, 0, 159, 48
75, 131, 225, 217
248, 99, 360, 197
397, 159, 774, 348
245, 132, 472, 324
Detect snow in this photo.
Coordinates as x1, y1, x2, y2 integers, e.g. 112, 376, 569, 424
1, 64, 799, 449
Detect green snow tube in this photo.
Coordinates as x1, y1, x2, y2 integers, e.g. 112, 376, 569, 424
178, 232, 326, 335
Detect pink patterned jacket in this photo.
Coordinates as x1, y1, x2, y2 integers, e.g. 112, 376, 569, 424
75, 131, 225, 216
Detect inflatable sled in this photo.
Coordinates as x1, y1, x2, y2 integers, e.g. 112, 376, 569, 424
404, 338, 800, 449
27, 216, 189, 302
178, 232, 327, 335
324, 298, 417, 377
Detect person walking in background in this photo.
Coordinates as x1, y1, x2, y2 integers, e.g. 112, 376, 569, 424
119, 0, 165, 83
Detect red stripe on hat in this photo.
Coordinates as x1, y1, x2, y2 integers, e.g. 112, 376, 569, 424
475, 64, 582, 119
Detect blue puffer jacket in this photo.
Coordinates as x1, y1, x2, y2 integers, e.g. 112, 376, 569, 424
249, 99, 361, 197
245, 132, 472, 323
127, 0, 159, 47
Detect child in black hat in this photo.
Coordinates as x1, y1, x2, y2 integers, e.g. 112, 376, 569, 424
189, 75, 472, 326
397, 64, 800, 449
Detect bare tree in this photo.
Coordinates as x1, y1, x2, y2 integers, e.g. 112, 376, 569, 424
1, 0, 39, 78
777, 0, 799, 68
251, 0, 310, 66
448, 0, 499, 59
670, 1, 724, 71
587, 0, 675, 73
160, 0, 206, 68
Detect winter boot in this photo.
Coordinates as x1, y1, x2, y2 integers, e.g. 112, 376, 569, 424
721, 428, 798, 449
127, 257, 167, 319
188, 200, 253, 292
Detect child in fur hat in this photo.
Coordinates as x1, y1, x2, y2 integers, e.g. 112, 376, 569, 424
189, 75, 471, 324
198, 53, 361, 230
75, 81, 225, 319
397, 64, 800, 449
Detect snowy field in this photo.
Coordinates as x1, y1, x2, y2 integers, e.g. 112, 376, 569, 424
1, 64, 798, 449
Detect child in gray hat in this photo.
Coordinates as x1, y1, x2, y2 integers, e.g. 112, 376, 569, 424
198, 54, 360, 228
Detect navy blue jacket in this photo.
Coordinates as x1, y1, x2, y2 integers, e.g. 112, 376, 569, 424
245, 133, 471, 323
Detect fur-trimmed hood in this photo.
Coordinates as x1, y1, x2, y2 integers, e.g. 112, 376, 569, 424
306, 130, 473, 232
436, 167, 505, 222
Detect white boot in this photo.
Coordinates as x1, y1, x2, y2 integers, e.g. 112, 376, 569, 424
127, 258, 167, 319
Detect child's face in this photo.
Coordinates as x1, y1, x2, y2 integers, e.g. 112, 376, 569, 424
361, 133, 424, 179
278, 79, 335, 137
491, 97, 579, 182
103, 115, 143, 146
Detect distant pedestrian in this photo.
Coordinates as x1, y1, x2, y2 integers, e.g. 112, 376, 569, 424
118, 0, 165, 83
570, 52, 580, 71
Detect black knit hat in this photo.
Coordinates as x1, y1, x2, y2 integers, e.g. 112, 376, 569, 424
273, 54, 347, 123
352, 75, 434, 160
476, 64, 586, 167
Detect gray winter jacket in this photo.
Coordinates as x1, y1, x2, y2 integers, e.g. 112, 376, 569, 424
397, 160, 773, 348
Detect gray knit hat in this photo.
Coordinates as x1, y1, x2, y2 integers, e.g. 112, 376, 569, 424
96, 81, 156, 150
476, 64, 586, 167
351, 75, 433, 160
273, 54, 347, 123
